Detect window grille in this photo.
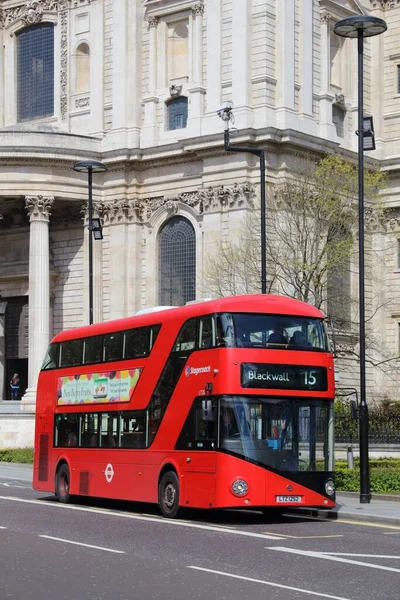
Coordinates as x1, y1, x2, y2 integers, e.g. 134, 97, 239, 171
332, 104, 345, 138
17, 24, 54, 122
158, 216, 196, 305
166, 97, 188, 130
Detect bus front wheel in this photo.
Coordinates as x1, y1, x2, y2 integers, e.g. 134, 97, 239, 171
56, 463, 71, 503
159, 471, 181, 519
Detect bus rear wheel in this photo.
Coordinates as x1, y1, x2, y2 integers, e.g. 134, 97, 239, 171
56, 463, 71, 503
159, 471, 181, 519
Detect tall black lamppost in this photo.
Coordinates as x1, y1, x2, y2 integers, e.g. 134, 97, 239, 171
217, 103, 267, 293
334, 15, 387, 504
73, 160, 107, 325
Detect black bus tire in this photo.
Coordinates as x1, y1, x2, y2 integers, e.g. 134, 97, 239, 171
56, 463, 71, 504
159, 471, 181, 519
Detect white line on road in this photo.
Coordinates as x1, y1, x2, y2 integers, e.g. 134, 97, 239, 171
188, 566, 353, 600
0, 496, 283, 540
0, 526, 6, 529
39, 535, 125, 554
0, 476, 32, 482
322, 553, 400, 559
267, 547, 400, 574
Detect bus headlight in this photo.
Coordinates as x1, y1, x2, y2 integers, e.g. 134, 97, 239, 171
231, 479, 248, 497
325, 478, 335, 497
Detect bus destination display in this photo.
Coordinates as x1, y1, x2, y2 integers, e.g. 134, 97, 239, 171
241, 363, 328, 391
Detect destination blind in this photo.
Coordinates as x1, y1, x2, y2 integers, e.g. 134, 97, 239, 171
241, 363, 328, 391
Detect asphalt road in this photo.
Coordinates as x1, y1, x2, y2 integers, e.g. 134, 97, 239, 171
0, 464, 399, 600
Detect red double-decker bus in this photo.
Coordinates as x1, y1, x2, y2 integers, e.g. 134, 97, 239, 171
33, 294, 336, 518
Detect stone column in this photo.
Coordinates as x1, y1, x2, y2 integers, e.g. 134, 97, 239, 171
22, 196, 53, 410
142, 16, 159, 147
205, 0, 222, 114
275, 0, 296, 128
188, 4, 206, 128
318, 10, 335, 139
231, 0, 251, 128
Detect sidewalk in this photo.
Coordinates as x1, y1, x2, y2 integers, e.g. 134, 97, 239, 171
294, 492, 400, 526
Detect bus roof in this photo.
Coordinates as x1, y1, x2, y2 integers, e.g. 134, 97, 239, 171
51, 294, 325, 343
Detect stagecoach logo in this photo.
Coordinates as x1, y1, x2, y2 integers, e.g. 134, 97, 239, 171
185, 365, 211, 377
105, 463, 114, 483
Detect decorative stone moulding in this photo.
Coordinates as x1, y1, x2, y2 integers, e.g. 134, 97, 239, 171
169, 84, 183, 97
75, 96, 90, 108
334, 93, 346, 107
88, 183, 256, 225
1, 0, 58, 28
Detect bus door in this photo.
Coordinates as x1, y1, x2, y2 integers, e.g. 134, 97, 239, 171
179, 397, 217, 509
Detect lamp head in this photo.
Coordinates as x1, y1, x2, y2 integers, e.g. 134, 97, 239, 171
73, 160, 107, 173
334, 16, 387, 39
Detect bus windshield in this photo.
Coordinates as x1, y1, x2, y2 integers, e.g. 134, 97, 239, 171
226, 313, 329, 351
219, 396, 333, 472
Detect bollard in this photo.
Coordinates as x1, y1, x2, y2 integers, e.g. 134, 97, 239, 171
347, 446, 354, 470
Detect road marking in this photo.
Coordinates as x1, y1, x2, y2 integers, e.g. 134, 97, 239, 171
323, 552, 400, 559
0, 476, 32, 482
268, 547, 400, 574
39, 535, 125, 554
188, 566, 352, 600
331, 519, 400, 531
0, 526, 6, 529
0, 496, 282, 540
263, 532, 343, 539
383, 532, 400, 535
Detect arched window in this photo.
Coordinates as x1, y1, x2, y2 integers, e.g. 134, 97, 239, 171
17, 23, 54, 122
332, 104, 345, 137
75, 42, 90, 94
158, 216, 196, 305
166, 97, 188, 130
167, 20, 189, 80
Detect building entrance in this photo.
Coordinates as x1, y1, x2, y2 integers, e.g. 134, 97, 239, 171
3, 298, 28, 400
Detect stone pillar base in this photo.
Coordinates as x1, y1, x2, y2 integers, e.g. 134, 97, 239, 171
21, 388, 37, 413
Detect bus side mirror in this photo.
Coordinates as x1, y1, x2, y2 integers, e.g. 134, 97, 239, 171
327, 316, 337, 357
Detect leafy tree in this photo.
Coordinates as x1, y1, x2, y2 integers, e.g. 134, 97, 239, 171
205, 155, 385, 323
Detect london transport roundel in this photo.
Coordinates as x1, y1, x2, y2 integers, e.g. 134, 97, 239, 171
105, 463, 114, 483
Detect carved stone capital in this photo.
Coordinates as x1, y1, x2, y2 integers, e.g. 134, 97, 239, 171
192, 3, 205, 17
320, 10, 331, 24
147, 16, 159, 28
25, 195, 54, 222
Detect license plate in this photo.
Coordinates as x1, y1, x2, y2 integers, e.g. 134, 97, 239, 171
275, 495, 302, 503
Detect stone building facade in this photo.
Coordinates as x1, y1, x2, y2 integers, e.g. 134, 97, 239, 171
0, 0, 400, 445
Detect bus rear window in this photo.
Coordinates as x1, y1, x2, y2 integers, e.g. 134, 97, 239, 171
231, 314, 329, 352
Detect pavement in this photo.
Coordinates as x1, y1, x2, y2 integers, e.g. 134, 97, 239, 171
295, 492, 400, 526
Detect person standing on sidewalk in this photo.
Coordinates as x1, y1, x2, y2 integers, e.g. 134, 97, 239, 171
10, 373, 20, 400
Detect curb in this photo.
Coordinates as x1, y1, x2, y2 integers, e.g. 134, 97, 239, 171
286, 505, 400, 527
337, 490, 400, 503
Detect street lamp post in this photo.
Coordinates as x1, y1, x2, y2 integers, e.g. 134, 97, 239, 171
217, 103, 267, 294
73, 160, 107, 325
334, 15, 387, 504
